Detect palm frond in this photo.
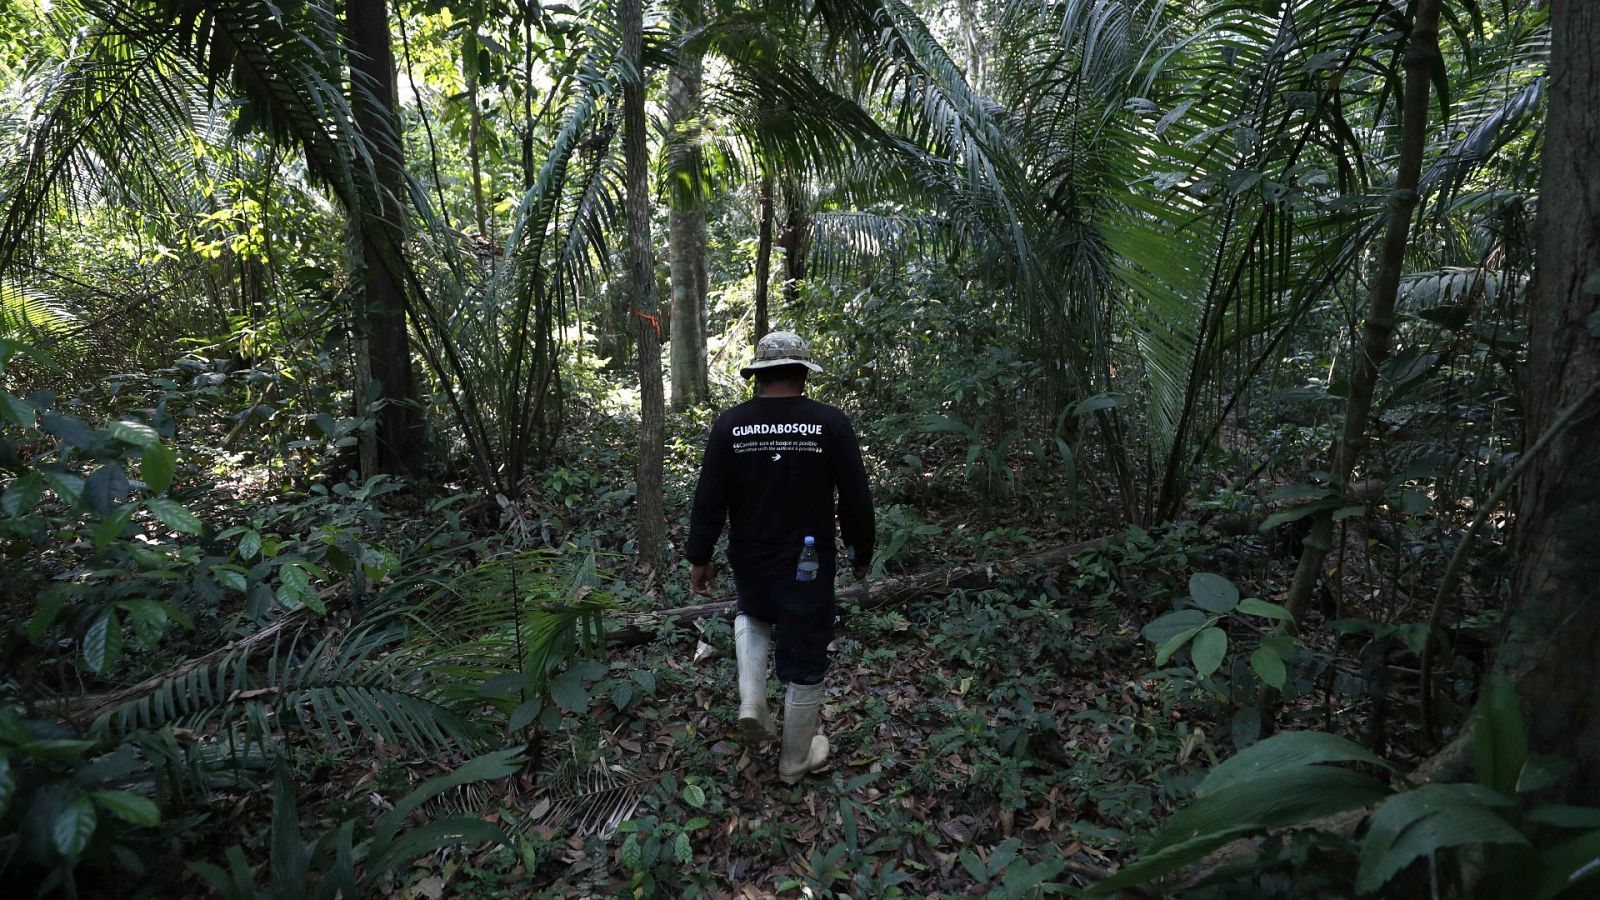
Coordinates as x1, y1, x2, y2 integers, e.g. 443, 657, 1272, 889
527, 744, 655, 839
91, 617, 486, 758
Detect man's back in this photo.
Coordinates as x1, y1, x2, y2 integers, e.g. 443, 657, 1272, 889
687, 395, 874, 579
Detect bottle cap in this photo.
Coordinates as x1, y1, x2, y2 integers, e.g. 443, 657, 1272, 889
804, 535, 815, 545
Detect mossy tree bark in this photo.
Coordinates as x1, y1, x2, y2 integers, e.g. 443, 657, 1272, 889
667, 24, 708, 410
622, 0, 664, 570
1507, 0, 1600, 804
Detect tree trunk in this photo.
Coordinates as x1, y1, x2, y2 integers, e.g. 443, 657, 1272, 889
622, 0, 665, 570
346, 0, 426, 477
779, 177, 809, 305
957, 0, 986, 88
667, 43, 707, 410
1508, 0, 1600, 804
694, 207, 709, 392
1277, 0, 1442, 629
465, 30, 488, 235
753, 172, 774, 342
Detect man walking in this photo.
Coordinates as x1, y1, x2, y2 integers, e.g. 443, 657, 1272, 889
686, 332, 875, 784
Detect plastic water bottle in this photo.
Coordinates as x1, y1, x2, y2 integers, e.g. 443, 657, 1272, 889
796, 536, 820, 582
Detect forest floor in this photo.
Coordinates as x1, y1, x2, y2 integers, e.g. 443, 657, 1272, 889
94, 391, 1472, 898
313, 406, 1230, 898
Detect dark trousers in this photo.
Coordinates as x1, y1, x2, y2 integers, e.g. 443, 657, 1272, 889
734, 557, 836, 685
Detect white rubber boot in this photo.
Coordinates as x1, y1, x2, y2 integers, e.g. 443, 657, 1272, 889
734, 615, 777, 744
778, 681, 830, 784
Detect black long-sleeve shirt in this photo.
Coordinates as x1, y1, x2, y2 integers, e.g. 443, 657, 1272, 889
686, 395, 875, 579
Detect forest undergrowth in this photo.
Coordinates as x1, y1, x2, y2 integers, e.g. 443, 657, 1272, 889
4, 365, 1484, 899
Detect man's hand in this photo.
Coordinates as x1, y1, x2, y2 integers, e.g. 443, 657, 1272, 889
852, 563, 870, 583
690, 562, 717, 597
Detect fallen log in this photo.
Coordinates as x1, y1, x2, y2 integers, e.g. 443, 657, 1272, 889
605, 535, 1114, 648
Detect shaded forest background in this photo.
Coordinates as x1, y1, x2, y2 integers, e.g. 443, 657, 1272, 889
1, 0, 1597, 896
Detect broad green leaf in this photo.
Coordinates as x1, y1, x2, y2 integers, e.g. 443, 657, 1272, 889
92, 790, 160, 826
1526, 805, 1600, 829
1197, 731, 1396, 798
1536, 829, 1600, 899
1190, 573, 1239, 613
142, 443, 176, 494
372, 819, 508, 875
1259, 499, 1342, 532
1517, 756, 1575, 795
276, 563, 323, 614
210, 565, 248, 592
0, 391, 35, 427
1332, 505, 1367, 521
621, 834, 642, 870
1155, 626, 1203, 666
372, 749, 521, 858
1475, 673, 1526, 796
1191, 627, 1227, 679
507, 698, 542, 732
1085, 826, 1258, 895
548, 670, 589, 713
1396, 489, 1431, 515
93, 504, 136, 550
1155, 766, 1391, 854
918, 414, 976, 438
43, 414, 95, 450
238, 529, 262, 560
146, 497, 202, 535
84, 462, 129, 514
1356, 784, 1524, 893
1140, 609, 1207, 646
1, 471, 44, 517
673, 831, 692, 863
83, 614, 111, 674
1237, 597, 1294, 621
28, 589, 66, 640
1251, 645, 1286, 689
479, 673, 541, 698
53, 794, 97, 858
106, 419, 159, 447
1071, 393, 1128, 415
682, 784, 706, 809
42, 470, 85, 506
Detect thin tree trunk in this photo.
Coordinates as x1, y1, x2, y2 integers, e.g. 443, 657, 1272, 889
1507, 0, 1600, 804
1278, 0, 1442, 629
753, 172, 774, 342
779, 176, 809, 305
667, 41, 707, 410
465, 31, 488, 235
957, 0, 986, 88
693, 206, 709, 397
622, 0, 665, 570
346, 0, 425, 477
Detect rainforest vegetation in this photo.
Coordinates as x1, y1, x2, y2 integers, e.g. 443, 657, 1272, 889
1, 0, 1597, 896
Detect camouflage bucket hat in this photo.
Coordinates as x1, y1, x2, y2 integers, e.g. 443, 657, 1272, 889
740, 331, 824, 378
